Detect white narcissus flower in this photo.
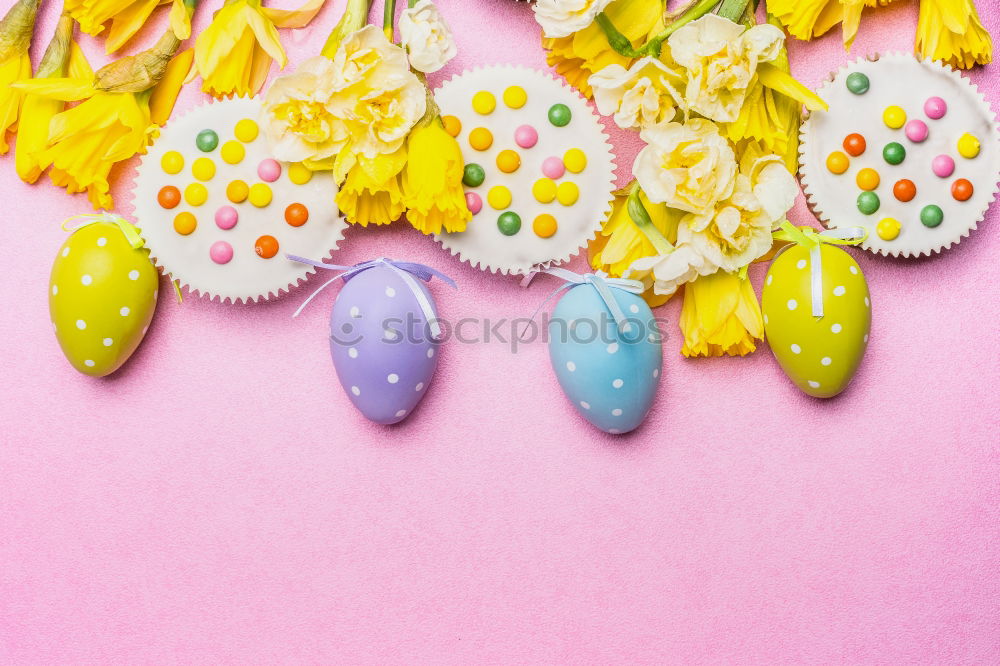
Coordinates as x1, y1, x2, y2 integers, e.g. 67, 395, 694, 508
667, 14, 785, 122
399, 0, 457, 74
589, 57, 686, 131
633, 119, 737, 216
532, 0, 615, 39
627, 244, 713, 297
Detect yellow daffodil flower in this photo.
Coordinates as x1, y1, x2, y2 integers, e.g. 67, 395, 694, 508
916, 0, 992, 69
401, 118, 470, 235
336, 148, 407, 227
679, 269, 763, 357
768, 0, 897, 49
67, 0, 191, 54
0, 0, 39, 154
590, 188, 676, 275
543, 0, 662, 98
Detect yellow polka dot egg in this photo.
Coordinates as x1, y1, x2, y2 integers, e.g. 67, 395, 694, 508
49, 220, 158, 377
761, 242, 871, 398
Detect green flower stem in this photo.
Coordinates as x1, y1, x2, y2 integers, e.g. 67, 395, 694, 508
627, 187, 674, 256
321, 0, 373, 58
597, 0, 719, 59
36, 12, 74, 79
383, 0, 396, 34
717, 0, 751, 22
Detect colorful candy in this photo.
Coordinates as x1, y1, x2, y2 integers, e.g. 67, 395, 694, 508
556, 181, 579, 206
876, 217, 901, 241
185, 182, 208, 206
893, 178, 916, 202
215, 206, 239, 230
843, 133, 866, 156
196, 129, 219, 152
503, 86, 527, 109
465, 192, 483, 215
952, 178, 974, 201
846, 72, 870, 94
226, 179, 249, 203
234, 118, 259, 142
515, 125, 538, 149
548, 103, 572, 127
856, 168, 880, 191
905, 119, 929, 143
826, 151, 849, 174
532, 178, 557, 203
174, 212, 197, 235
288, 162, 312, 185
192, 157, 215, 181
442, 115, 461, 137
210, 240, 233, 264
161, 151, 184, 174
919, 204, 943, 228
487, 185, 511, 209
257, 159, 281, 182
542, 156, 566, 179
248, 183, 273, 207
462, 163, 486, 187
220, 140, 245, 164
932, 154, 955, 178
469, 127, 493, 151
254, 235, 279, 259
883, 142, 906, 165
472, 91, 496, 114
496, 149, 521, 173
285, 203, 309, 227
856, 191, 880, 215
563, 148, 587, 173
883, 106, 906, 129
924, 96, 947, 119
957, 133, 980, 159
157, 185, 181, 209
497, 211, 521, 235
533, 214, 558, 238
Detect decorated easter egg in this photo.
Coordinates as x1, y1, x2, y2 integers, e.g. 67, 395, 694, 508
761, 244, 871, 398
329, 264, 441, 425
548, 283, 662, 434
49, 219, 159, 377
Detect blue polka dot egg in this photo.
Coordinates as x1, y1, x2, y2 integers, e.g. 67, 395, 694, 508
547, 281, 662, 434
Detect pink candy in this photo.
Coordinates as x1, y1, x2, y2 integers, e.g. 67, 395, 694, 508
932, 154, 955, 178
215, 205, 238, 230
257, 159, 282, 182
515, 125, 538, 149
924, 97, 947, 119
541, 156, 565, 180
905, 119, 928, 143
465, 192, 483, 215
210, 240, 234, 264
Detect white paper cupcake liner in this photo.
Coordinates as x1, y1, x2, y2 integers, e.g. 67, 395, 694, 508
129, 96, 346, 304
431, 65, 616, 275
799, 52, 1000, 258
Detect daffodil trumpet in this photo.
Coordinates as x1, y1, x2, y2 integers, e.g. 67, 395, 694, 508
67, 0, 191, 54
916, 0, 992, 69
0, 0, 40, 154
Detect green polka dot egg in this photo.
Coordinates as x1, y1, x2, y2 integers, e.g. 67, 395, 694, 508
49, 220, 158, 377
761, 243, 871, 398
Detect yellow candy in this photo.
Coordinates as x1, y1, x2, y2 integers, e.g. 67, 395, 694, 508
472, 91, 496, 114
856, 168, 880, 191
226, 180, 249, 203
496, 149, 521, 173
161, 151, 184, 174
288, 162, 313, 185
876, 217, 900, 241
248, 183, 273, 207
533, 214, 558, 238
442, 115, 461, 137
883, 105, 906, 129
556, 181, 579, 206
469, 127, 493, 151
826, 151, 850, 174
234, 118, 259, 142
532, 178, 557, 203
563, 148, 587, 173
184, 182, 208, 206
503, 86, 527, 109
220, 141, 245, 164
957, 132, 981, 159
487, 185, 512, 210
192, 157, 215, 181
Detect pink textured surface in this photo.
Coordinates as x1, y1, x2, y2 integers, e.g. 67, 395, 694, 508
2, 0, 999, 662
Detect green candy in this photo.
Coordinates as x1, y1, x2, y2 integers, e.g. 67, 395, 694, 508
196, 129, 219, 152
497, 211, 521, 236
857, 191, 880, 215
883, 142, 906, 165
462, 163, 485, 187
547, 104, 572, 127
920, 204, 944, 228
846, 72, 870, 95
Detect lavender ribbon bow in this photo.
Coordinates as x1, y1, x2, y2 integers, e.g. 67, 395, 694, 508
287, 256, 457, 339
520, 267, 645, 339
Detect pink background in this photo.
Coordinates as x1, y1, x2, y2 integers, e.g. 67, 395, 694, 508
3, 0, 999, 662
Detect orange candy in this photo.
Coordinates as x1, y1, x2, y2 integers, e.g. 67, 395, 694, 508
442, 115, 461, 137
285, 203, 309, 227
856, 168, 880, 191
254, 235, 279, 259
952, 178, 974, 201
533, 214, 558, 238
893, 178, 916, 202
843, 133, 866, 157
826, 151, 850, 174
158, 185, 181, 209
173, 212, 197, 235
